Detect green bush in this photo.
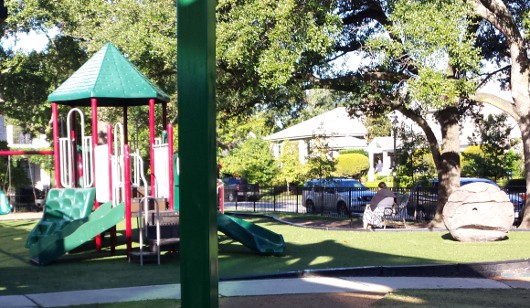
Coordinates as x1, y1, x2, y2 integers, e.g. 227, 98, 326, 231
338, 149, 368, 156
461, 145, 483, 177
333, 153, 369, 178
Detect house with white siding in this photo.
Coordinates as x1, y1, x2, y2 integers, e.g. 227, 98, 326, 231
265, 107, 368, 163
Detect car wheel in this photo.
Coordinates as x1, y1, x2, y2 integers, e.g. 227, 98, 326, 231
337, 202, 349, 217
305, 200, 316, 213
228, 192, 236, 202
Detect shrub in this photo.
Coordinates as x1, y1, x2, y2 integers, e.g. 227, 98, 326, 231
334, 153, 369, 178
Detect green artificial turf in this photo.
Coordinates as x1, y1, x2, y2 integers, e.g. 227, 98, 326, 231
218, 216, 530, 278
1, 215, 529, 296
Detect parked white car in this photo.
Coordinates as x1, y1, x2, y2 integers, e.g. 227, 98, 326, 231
302, 178, 376, 216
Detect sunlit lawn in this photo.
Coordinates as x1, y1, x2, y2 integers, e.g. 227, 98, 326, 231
1, 214, 529, 296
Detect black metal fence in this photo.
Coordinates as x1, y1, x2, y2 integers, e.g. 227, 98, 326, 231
222, 185, 525, 223
9, 184, 525, 221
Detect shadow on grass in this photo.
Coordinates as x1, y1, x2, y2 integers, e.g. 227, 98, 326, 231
0, 216, 528, 297
0, 221, 181, 295
217, 216, 443, 279
217, 234, 439, 279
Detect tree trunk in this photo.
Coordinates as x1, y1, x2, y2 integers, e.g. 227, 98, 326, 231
467, 0, 530, 228
516, 114, 530, 228
430, 107, 461, 228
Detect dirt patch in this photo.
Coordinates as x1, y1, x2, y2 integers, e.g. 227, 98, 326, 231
220, 292, 385, 308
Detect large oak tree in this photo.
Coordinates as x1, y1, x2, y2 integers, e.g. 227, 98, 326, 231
2, 0, 529, 227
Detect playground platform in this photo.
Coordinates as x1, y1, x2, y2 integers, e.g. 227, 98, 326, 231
3, 275, 530, 307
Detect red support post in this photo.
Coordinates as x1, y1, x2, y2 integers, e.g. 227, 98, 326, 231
91, 98, 101, 250
149, 98, 156, 197
91, 98, 98, 179
218, 181, 224, 214
52, 103, 61, 188
123, 106, 128, 145
0, 150, 53, 155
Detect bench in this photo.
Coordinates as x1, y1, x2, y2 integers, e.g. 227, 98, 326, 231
383, 193, 411, 229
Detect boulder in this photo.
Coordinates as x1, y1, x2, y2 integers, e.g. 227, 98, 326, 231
443, 182, 514, 242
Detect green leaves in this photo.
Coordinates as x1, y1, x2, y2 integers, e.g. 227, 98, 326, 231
217, 0, 339, 89
334, 153, 369, 178
390, 0, 479, 71
365, 0, 482, 112
276, 140, 306, 186
220, 137, 278, 185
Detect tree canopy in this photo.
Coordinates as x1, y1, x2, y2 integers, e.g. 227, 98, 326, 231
1, 0, 529, 226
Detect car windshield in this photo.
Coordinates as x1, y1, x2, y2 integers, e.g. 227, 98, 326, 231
336, 180, 367, 192
222, 178, 240, 185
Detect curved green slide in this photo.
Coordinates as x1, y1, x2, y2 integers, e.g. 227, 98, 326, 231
0, 190, 11, 215
27, 191, 125, 265
217, 213, 285, 255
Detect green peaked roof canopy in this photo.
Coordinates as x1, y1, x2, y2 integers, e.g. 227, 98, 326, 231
48, 43, 170, 106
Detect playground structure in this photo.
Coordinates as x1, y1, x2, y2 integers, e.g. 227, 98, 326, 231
24, 43, 285, 265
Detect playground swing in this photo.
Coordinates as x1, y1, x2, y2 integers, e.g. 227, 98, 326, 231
26, 156, 45, 210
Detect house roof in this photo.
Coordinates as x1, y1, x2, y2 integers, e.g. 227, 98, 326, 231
265, 107, 367, 141
327, 136, 367, 149
48, 43, 170, 106
367, 136, 398, 152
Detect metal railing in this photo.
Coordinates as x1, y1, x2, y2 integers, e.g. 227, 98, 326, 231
10, 184, 524, 221
222, 185, 525, 222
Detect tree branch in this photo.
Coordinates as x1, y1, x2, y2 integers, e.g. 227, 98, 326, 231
393, 103, 442, 170
306, 71, 409, 91
342, 4, 390, 27
469, 92, 520, 121
477, 65, 510, 89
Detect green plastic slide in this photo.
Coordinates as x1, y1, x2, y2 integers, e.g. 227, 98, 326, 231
26, 187, 126, 265
217, 213, 285, 255
28, 201, 125, 265
0, 190, 11, 215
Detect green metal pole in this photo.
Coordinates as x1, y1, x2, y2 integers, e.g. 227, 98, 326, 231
177, 0, 218, 306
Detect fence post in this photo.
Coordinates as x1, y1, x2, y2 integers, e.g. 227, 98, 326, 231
348, 188, 352, 213
273, 186, 276, 212
295, 185, 300, 214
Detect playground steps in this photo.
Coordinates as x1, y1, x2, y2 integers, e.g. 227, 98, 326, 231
143, 210, 180, 250
128, 250, 159, 264
130, 210, 179, 264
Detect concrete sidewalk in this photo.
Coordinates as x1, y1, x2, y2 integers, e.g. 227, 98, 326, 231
4, 276, 530, 307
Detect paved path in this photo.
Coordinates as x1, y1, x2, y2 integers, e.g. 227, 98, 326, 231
3, 276, 530, 307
